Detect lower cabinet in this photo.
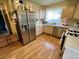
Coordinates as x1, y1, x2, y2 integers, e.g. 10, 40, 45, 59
43, 25, 67, 37
36, 26, 43, 36
36, 21, 43, 36
53, 27, 66, 37
43, 25, 53, 35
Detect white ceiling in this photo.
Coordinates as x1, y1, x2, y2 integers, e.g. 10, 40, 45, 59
28, 0, 64, 6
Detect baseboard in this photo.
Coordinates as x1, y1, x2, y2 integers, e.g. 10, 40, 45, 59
36, 32, 61, 39
42, 32, 61, 39
36, 33, 45, 37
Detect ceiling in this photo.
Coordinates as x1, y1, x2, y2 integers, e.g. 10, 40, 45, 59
28, 0, 65, 6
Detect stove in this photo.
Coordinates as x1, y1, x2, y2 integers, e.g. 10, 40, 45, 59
60, 29, 79, 55
66, 30, 79, 37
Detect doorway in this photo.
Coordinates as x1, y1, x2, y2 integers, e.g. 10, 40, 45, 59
0, 10, 18, 48
0, 10, 8, 34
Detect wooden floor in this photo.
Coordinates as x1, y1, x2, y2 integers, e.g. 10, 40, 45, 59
0, 34, 61, 59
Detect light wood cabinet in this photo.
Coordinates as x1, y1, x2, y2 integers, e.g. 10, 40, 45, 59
43, 25, 67, 37
52, 27, 59, 37
25, 2, 44, 20
53, 27, 66, 37
62, 5, 75, 18
33, 7, 44, 20
74, 4, 79, 19
43, 25, 53, 35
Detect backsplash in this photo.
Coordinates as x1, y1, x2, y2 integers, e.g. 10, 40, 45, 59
63, 18, 79, 27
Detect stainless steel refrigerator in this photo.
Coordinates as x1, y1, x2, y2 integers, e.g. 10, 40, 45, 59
15, 10, 36, 45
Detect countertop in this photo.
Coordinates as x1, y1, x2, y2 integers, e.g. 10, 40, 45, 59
43, 23, 69, 28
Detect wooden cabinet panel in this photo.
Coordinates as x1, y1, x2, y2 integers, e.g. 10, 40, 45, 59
74, 4, 79, 19
43, 25, 53, 35
43, 25, 66, 37
57, 27, 66, 37
62, 5, 75, 18
53, 27, 66, 37
36, 27, 43, 36
53, 27, 59, 37
26, 2, 44, 20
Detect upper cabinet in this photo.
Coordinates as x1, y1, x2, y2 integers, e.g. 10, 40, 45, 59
62, 5, 75, 18
25, 1, 45, 20
74, 4, 79, 19
8, 0, 45, 20
39, 8, 45, 19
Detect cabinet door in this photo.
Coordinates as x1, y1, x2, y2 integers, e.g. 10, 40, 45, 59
39, 9, 44, 19
43, 25, 53, 35
62, 5, 75, 18
74, 4, 79, 19
36, 21, 43, 36
58, 27, 66, 37
53, 27, 59, 37
36, 26, 43, 36
53, 27, 66, 37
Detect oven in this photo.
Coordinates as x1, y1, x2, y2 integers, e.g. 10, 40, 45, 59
61, 29, 79, 59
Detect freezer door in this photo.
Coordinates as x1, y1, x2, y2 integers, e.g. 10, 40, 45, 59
27, 12, 36, 41
18, 11, 30, 45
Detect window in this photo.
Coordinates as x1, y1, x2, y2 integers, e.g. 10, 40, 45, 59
46, 8, 63, 24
